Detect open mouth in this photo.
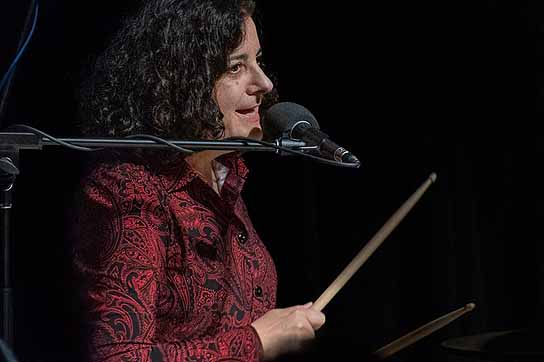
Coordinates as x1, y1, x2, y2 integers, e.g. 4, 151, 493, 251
235, 106, 261, 124
236, 106, 258, 115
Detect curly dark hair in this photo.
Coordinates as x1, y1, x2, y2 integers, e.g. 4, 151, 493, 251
79, 0, 275, 141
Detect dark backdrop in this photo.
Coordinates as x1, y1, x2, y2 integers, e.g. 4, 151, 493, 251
2, 0, 544, 361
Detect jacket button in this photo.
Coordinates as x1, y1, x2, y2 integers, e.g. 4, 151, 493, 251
254, 286, 263, 298
237, 231, 248, 244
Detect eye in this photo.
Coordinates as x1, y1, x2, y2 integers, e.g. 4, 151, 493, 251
257, 58, 266, 69
228, 63, 243, 74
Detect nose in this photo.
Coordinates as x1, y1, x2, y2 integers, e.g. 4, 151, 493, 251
248, 64, 274, 96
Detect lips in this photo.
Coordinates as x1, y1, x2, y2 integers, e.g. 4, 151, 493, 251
236, 106, 257, 114
236, 105, 258, 114
235, 105, 260, 123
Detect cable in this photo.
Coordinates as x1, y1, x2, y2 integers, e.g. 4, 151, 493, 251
0, 1, 40, 92
5, 126, 195, 153
3, 124, 359, 168
226, 137, 361, 168
6, 124, 99, 151
125, 134, 195, 154
0, 338, 18, 362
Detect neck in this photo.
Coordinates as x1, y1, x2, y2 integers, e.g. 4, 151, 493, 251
185, 150, 230, 192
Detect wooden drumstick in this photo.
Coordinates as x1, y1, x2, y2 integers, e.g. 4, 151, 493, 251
312, 173, 437, 312
373, 303, 476, 359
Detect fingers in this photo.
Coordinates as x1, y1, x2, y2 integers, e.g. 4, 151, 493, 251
286, 302, 326, 331
251, 304, 325, 360
284, 302, 313, 312
293, 309, 316, 338
305, 308, 326, 330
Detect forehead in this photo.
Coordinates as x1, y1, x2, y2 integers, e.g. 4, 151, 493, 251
232, 17, 260, 54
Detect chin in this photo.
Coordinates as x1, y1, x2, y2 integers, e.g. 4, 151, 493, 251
247, 127, 263, 140
226, 126, 263, 140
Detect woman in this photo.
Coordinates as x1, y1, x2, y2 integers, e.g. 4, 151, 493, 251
73, 0, 325, 361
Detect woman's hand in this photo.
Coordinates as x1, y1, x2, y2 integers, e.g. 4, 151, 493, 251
251, 302, 326, 361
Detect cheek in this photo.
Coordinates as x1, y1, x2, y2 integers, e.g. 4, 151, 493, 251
218, 81, 245, 113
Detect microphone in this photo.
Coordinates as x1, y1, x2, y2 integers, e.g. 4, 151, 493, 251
263, 102, 360, 164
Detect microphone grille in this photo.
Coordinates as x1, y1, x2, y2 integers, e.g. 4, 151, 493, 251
263, 102, 319, 141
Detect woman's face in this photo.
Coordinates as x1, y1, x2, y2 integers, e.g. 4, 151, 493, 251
214, 16, 274, 140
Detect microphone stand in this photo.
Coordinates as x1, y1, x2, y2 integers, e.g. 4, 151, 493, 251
0, 155, 17, 350
0, 131, 308, 351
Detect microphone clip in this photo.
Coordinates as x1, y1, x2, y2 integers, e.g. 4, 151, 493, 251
272, 137, 318, 156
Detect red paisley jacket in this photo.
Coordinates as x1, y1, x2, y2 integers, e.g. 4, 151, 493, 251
73, 153, 277, 362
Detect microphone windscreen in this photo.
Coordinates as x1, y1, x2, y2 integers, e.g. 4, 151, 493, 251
263, 102, 319, 141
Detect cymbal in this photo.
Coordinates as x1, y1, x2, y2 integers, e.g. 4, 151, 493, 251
442, 329, 544, 360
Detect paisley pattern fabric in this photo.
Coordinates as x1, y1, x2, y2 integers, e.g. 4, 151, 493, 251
73, 153, 277, 362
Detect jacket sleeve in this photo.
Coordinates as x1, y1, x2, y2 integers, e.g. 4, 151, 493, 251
73, 164, 263, 362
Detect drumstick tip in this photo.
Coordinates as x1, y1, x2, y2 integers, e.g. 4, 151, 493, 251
465, 303, 476, 311
429, 173, 437, 183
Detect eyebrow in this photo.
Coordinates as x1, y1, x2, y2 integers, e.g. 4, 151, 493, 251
228, 49, 263, 62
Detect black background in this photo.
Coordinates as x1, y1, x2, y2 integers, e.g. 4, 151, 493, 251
3, 0, 544, 361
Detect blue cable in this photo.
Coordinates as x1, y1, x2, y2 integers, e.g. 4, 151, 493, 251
0, 338, 18, 362
0, 1, 40, 92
